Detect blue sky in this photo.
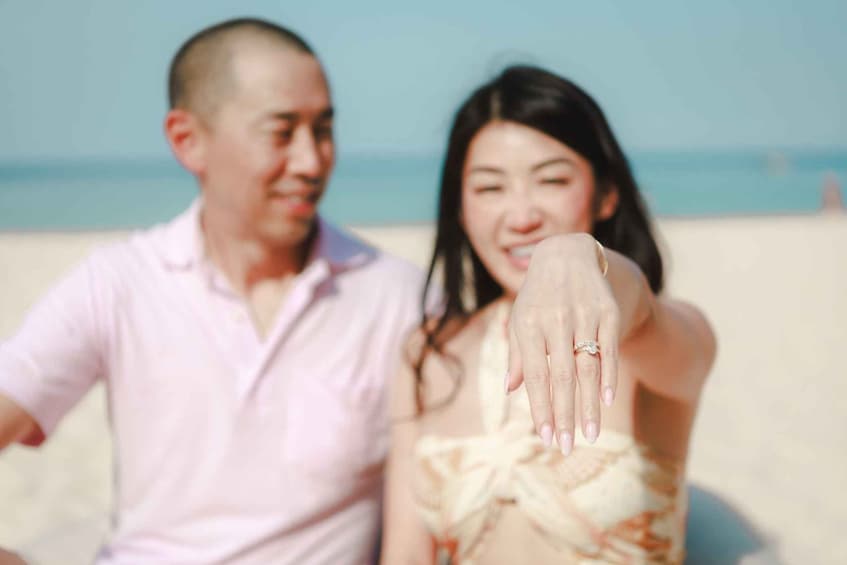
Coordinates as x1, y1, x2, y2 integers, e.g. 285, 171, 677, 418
0, 0, 844, 161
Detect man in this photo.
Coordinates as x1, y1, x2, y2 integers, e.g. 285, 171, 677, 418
0, 18, 423, 564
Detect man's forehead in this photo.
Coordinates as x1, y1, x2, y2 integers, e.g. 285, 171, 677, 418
232, 44, 327, 88
227, 53, 332, 120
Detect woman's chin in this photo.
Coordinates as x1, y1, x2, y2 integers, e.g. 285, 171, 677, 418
491, 273, 523, 300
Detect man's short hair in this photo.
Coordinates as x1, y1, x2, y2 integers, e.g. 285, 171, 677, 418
168, 18, 315, 120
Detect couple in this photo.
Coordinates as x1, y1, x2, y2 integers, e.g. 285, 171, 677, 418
0, 17, 715, 565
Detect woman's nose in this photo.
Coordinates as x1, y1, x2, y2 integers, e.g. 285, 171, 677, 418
504, 196, 543, 233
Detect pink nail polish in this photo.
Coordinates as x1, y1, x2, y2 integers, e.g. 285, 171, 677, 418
603, 387, 614, 406
540, 424, 553, 447
585, 421, 598, 443
559, 431, 573, 456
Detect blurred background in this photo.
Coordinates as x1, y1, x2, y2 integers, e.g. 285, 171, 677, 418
1, 1, 845, 564
1, 0, 845, 226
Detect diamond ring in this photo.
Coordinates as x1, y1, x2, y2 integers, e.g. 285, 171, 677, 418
574, 340, 601, 356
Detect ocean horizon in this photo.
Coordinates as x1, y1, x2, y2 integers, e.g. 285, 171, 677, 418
1, 149, 845, 231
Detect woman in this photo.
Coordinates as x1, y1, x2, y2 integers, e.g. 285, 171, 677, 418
381, 65, 716, 564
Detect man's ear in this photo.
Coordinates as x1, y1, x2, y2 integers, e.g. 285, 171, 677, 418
597, 187, 620, 221
164, 109, 207, 175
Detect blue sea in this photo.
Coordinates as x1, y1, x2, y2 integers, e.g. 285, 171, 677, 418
0, 151, 845, 231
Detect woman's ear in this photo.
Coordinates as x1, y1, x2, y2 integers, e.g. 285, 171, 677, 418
164, 109, 208, 176
597, 187, 620, 221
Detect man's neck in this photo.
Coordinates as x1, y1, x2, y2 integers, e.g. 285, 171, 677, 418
201, 217, 315, 297
202, 217, 317, 338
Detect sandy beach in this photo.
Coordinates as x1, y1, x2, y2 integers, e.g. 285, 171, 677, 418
1, 214, 846, 564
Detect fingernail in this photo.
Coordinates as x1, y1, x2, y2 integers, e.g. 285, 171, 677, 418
503, 372, 510, 394
603, 387, 614, 406
540, 424, 553, 447
585, 421, 598, 444
559, 431, 573, 456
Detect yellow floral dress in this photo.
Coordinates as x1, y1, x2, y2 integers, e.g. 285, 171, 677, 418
412, 304, 687, 564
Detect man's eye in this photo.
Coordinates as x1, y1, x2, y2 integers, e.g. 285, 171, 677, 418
273, 130, 293, 141
314, 125, 333, 139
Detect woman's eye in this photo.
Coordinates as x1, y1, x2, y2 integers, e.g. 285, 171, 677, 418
273, 130, 294, 141
540, 178, 570, 186
475, 185, 502, 193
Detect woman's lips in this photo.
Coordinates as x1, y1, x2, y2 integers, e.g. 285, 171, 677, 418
505, 244, 535, 270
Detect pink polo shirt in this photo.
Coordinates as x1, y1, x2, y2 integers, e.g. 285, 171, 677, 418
0, 201, 424, 564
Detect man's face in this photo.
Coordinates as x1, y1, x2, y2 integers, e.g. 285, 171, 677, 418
198, 46, 334, 247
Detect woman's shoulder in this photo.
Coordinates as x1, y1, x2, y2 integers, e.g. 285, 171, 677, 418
404, 304, 500, 362
660, 298, 717, 362
398, 305, 500, 415
621, 297, 717, 403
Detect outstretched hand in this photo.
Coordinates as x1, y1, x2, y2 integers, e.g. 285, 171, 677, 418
505, 233, 620, 455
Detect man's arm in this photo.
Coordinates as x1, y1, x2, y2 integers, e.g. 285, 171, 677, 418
0, 393, 41, 451
0, 547, 28, 565
0, 252, 109, 449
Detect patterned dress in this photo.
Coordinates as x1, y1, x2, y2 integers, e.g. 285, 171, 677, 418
412, 303, 687, 564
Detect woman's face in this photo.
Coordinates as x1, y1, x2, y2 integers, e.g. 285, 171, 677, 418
461, 120, 615, 297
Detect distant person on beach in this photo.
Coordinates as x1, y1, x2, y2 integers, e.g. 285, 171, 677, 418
821, 171, 845, 213
0, 19, 615, 565
380, 66, 717, 564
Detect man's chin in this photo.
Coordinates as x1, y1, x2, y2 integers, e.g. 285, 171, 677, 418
261, 218, 318, 249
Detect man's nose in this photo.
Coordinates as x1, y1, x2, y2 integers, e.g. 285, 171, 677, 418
288, 129, 323, 178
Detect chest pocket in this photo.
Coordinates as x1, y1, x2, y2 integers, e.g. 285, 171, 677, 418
283, 372, 388, 484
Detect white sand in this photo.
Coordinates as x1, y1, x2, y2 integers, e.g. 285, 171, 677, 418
1, 215, 846, 564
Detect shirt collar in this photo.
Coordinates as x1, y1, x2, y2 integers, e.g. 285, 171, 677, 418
155, 199, 374, 275
307, 216, 374, 274
155, 198, 204, 270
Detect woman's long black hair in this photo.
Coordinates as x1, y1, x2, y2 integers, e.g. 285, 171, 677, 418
414, 65, 664, 411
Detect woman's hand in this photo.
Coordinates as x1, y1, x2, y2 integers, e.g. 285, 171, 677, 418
506, 233, 621, 455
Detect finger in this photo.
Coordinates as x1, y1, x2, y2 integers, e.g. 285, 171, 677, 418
574, 322, 601, 444
598, 303, 621, 407
547, 321, 576, 456
506, 318, 523, 394
513, 314, 554, 447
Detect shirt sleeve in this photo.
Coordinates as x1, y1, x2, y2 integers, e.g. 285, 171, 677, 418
0, 253, 108, 442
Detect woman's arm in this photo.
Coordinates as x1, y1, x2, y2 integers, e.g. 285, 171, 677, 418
507, 233, 716, 448
623, 297, 717, 402
599, 245, 716, 402
380, 335, 433, 565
